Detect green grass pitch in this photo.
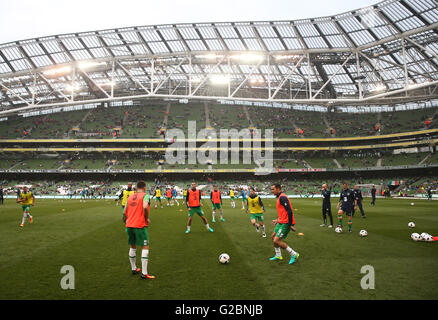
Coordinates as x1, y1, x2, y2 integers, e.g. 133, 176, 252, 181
0, 197, 437, 300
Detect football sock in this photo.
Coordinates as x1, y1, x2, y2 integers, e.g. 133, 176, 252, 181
261, 225, 266, 233
21, 213, 26, 225
348, 217, 352, 231
129, 248, 137, 271
323, 217, 327, 224
212, 212, 215, 220
187, 226, 191, 231
205, 224, 210, 229
286, 246, 297, 256
275, 247, 281, 257
338, 214, 343, 226
141, 249, 149, 275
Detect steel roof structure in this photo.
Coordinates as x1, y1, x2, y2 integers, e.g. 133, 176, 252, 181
0, 0, 437, 115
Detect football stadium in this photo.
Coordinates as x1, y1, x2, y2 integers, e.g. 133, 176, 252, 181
1, 0, 438, 304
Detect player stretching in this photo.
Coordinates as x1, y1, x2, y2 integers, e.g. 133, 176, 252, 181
17, 186, 35, 227
122, 181, 155, 280
116, 182, 135, 217
210, 185, 225, 223
185, 182, 213, 234
336, 182, 357, 233
321, 184, 333, 228
246, 187, 266, 237
269, 184, 299, 264
155, 188, 163, 208
229, 189, 235, 208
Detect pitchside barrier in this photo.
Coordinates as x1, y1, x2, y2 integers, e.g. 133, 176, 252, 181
3, 195, 436, 199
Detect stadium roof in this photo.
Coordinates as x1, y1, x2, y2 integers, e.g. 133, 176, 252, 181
0, 0, 437, 115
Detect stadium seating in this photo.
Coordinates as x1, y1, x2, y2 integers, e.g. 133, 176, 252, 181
1, 104, 437, 139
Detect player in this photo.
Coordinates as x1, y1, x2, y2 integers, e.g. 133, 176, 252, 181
16, 186, 35, 227
370, 185, 376, 206
115, 182, 135, 217
0, 186, 4, 205
229, 188, 235, 208
171, 187, 180, 206
210, 185, 225, 223
80, 188, 86, 202
166, 188, 172, 206
154, 187, 163, 208
336, 182, 358, 233
269, 184, 299, 265
353, 185, 366, 218
122, 181, 155, 279
185, 182, 213, 234
246, 187, 266, 237
321, 184, 333, 228
239, 188, 248, 210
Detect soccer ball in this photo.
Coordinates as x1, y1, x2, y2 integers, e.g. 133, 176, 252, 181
219, 253, 230, 264
411, 233, 420, 241
420, 232, 429, 240
424, 234, 433, 242
410, 202, 415, 206
335, 227, 342, 233
408, 222, 415, 228
359, 230, 368, 237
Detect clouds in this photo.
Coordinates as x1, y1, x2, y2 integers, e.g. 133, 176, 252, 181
0, 0, 377, 43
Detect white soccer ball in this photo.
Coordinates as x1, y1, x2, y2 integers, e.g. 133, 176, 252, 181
219, 253, 230, 264
335, 227, 343, 233
424, 234, 433, 242
359, 230, 368, 237
408, 222, 415, 228
411, 233, 420, 241
410, 202, 415, 206
420, 232, 429, 240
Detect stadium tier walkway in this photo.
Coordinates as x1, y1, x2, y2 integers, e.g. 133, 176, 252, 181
333, 158, 342, 168
419, 153, 432, 165
323, 116, 334, 137
376, 158, 382, 167
68, 110, 92, 137
242, 106, 254, 127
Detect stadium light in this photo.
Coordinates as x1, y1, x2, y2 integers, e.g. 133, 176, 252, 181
230, 53, 264, 62
371, 84, 386, 92
78, 61, 106, 70
43, 66, 72, 76
65, 83, 80, 92
210, 75, 230, 85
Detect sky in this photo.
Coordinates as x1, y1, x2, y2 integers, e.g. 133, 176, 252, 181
0, 0, 378, 44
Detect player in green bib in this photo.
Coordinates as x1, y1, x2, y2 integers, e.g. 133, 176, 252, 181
16, 186, 35, 227
246, 187, 266, 237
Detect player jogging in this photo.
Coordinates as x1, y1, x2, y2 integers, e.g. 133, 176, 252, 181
269, 184, 299, 264
229, 189, 235, 208
210, 185, 225, 223
116, 182, 135, 217
185, 182, 213, 234
246, 187, 266, 237
16, 186, 35, 227
155, 188, 163, 208
321, 184, 333, 228
336, 182, 358, 233
122, 181, 155, 280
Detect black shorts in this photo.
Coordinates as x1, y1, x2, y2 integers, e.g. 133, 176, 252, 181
340, 205, 353, 216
